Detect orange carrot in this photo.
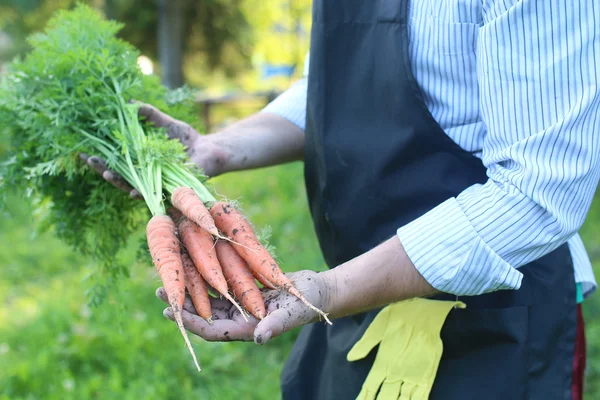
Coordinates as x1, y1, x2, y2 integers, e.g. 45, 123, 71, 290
146, 215, 201, 371
252, 271, 277, 290
210, 202, 331, 325
181, 248, 213, 323
177, 217, 249, 321
171, 187, 220, 237
215, 240, 266, 320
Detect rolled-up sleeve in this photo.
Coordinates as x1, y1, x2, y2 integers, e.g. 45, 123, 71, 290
397, 0, 600, 295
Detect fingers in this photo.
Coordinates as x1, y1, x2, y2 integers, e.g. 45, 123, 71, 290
83, 154, 108, 175
138, 103, 175, 127
253, 272, 325, 345
253, 308, 297, 345
155, 287, 197, 315
163, 307, 255, 342
138, 102, 197, 146
254, 300, 318, 346
102, 170, 134, 193
209, 296, 237, 312
79, 153, 141, 198
101, 169, 140, 198
155, 287, 233, 321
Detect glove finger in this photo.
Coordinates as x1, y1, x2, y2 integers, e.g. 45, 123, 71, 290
398, 381, 417, 400
356, 386, 380, 400
347, 333, 383, 362
410, 384, 430, 400
377, 380, 402, 400
357, 358, 388, 400
347, 308, 390, 361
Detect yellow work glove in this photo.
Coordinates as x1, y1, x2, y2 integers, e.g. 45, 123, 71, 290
347, 298, 465, 400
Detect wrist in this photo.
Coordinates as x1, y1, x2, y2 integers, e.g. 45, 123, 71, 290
313, 237, 438, 321
189, 134, 232, 178
317, 268, 339, 318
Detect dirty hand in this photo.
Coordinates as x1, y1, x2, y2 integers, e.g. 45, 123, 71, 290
80, 102, 228, 197
156, 270, 329, 345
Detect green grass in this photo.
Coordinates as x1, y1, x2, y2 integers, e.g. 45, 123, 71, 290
1, 161, 600, 399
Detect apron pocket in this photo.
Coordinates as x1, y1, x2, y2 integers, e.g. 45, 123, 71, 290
430, 305, 530, 400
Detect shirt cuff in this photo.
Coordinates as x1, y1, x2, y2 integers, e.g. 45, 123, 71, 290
261, 78, 308, 130
396, 198, 524, 296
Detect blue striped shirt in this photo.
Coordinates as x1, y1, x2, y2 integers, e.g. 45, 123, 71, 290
262, 0, 599, 298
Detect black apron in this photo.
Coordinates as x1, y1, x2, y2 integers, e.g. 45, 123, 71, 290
280, 0, 577, 399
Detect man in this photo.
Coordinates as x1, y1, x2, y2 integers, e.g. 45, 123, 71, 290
89, 0, 598, 398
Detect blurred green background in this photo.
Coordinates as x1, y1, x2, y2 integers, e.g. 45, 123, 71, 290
1, 1, 600, 399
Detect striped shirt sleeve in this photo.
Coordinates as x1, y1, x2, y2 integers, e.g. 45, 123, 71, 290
397, 0, 600, 295
261, 77, 308, 130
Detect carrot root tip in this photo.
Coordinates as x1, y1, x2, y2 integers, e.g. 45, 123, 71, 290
173, 310, 202, 372
288, 287, 332, 325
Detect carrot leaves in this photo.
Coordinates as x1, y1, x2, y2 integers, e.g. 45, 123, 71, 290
0, 4, 207, 303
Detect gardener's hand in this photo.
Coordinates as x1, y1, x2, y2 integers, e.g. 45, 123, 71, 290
156, 270, 330, 345
80, 103, 228, 196
134, 103, 229, 177
79, 153, 142, 198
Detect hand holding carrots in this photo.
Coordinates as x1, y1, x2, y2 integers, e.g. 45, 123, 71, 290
81, 102, 332, 367
145, 189, 332, 370
157, 270, 328, 345
137, 103, 231, 178
81, 102, 228, 193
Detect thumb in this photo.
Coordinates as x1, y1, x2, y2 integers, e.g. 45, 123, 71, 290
137, 103, 175, 127
253, 308, 302, 346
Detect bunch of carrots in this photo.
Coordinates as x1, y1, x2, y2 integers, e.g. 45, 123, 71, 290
148, 189, 331, 372
0, 5, 331, 373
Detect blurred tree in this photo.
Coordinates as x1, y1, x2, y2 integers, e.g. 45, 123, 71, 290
0, 0, 74, 60
0, 0, 253, 87
157, 0, 184, 88
105, 0, 254, 87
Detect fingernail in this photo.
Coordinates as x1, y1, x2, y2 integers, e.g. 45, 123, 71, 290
256, 330, 273, 345
163, 308, 174, 320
